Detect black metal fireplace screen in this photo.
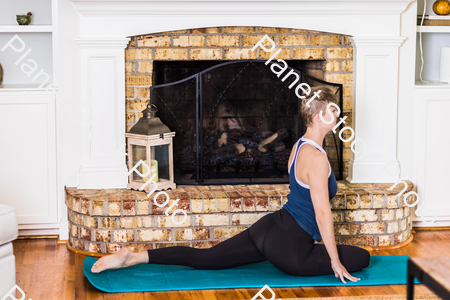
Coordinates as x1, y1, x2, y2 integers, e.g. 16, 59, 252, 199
150, 60, 343, 185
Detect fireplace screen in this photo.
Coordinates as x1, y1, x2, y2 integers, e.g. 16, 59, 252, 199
150, 60, 343, 185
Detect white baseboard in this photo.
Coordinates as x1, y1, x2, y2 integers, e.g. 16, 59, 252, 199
18, 228, 60, 236
59, 224, 69, 240
413, 220, 450, 227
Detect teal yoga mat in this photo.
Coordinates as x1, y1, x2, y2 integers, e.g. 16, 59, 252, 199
83, 255, 420, 293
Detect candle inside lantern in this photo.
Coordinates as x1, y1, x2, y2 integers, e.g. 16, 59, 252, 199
142, 159, 159, 183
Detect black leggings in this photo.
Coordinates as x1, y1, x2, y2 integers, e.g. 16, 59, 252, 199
147, 208, 371, 276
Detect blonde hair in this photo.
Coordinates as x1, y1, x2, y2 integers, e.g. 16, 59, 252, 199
300, 86, 338, 127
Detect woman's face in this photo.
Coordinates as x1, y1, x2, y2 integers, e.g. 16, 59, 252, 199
314, 102, 340, 132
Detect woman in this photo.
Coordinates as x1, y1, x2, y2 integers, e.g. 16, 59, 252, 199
91, 86, 370, 284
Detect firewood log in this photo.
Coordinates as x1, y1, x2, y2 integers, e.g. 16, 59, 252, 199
238, 137, 258, 149
273, 148, 291, 171
217, 132, 228, 147
204, 153, 235, 166
272, 142, 286, 153
227, 129, 242, 144
253, 130, 273, 143
257, 128, 288, 153
205, 134, 219, 149
242, 125, 258, 138
208, 143, 246, 155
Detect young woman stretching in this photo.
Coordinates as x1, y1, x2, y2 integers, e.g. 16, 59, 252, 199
91, 87, 371, 284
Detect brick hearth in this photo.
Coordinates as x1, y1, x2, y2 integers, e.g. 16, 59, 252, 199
65, 181, 414, 254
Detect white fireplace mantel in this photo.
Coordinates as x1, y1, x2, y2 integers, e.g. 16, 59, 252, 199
70, 0, 415, 188
71, 0, 414, 37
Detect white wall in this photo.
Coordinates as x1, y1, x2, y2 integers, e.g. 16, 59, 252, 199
0, 0, 52, 25
0, 33, 53, 85
57, 0, 81, 238
58, 0, 81, 187
398, 1, 418, 183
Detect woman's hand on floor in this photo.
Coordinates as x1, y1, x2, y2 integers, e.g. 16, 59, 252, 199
331, 259, 361, 284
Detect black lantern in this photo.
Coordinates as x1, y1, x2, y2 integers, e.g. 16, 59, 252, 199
125, 104, 176, 192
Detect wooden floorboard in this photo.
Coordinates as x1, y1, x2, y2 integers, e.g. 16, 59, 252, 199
12, 230, 449, 300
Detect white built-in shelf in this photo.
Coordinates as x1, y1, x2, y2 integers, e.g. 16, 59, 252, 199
416, 26, 450, 33
0, 84, 57, 92
0, 25, 53, 33
415, 80, 450, 88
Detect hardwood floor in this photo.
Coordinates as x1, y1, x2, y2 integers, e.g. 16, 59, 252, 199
13, 230, 449, 300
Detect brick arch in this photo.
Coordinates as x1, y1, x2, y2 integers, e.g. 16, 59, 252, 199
124, 26, 354, 177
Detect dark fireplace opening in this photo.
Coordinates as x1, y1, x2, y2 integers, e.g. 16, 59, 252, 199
150, 60, 343, 185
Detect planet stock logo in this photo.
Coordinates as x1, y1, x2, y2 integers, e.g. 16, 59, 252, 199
251, 284, 281, 300
1, 285, 29, 300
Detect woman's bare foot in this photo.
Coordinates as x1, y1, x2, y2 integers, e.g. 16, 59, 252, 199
91, 248, 134, 273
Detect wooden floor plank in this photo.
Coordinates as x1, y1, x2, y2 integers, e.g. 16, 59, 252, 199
11, 230, 450, 300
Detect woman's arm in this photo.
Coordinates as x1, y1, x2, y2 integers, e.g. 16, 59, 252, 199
305, 151, 360, 283
306, 152, 339, 261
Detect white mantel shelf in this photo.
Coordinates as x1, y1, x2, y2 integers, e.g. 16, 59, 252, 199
415, 81, 450, 88
70, 0, 413, 15
416, 26, 450, 33
0, 84, 58, 93
71, 1, 414, 38
0, 25, 53, 33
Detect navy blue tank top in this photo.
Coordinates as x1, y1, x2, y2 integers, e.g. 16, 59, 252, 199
283, 137, 338, 242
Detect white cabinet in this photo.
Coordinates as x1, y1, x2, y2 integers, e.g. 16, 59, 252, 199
0, 0, 59, 234
414, 88, 450, 225
0, 93, 58, 228
413, 1, 450, 226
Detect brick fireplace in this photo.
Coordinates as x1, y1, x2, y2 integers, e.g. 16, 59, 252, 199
67, 0, 414, 251
124, 27, 351, 182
